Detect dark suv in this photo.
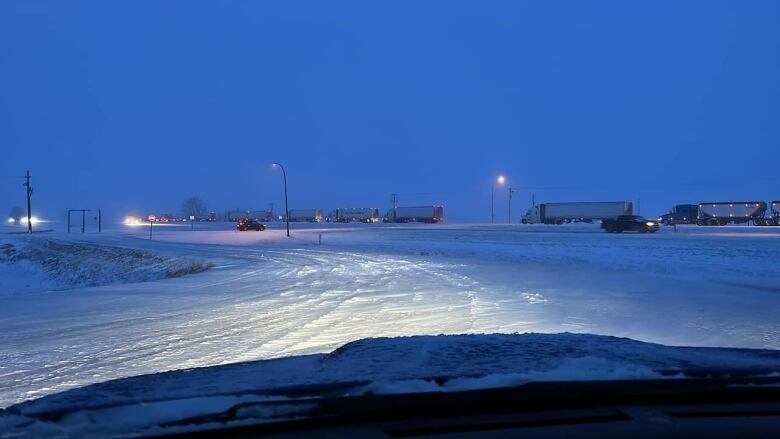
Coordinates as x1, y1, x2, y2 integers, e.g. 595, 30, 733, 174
237, 219, 266, 231
601, 215, 659, 233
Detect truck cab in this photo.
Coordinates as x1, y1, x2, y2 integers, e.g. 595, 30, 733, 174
520, 206, 541, 224
658, 204, 699, 225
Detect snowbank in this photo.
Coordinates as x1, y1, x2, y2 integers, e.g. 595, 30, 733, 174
0, 237, 212, 295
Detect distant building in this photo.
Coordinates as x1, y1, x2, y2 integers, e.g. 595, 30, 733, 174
224, 209, 273, 222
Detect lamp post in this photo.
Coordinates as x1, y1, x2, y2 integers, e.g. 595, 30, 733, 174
508, 187, 515, 224
272, 163, 291, 237
491, 175, 506, 224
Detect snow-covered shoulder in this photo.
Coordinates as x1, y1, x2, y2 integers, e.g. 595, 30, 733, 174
3, 333, 780, 437
0, 235, 213, 295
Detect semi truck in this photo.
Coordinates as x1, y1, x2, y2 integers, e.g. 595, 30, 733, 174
288, 209, 324, 223
696, 201, 766, 226
521, 201, 633, 224
384, 206, 444, 223
658, 204, 699, 225
328, 208, 380, 223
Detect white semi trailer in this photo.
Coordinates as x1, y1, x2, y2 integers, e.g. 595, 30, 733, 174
329, 208, 380, 223
288, 209, 324, 222
384, 206, 444, 223
521, 201, 633, 224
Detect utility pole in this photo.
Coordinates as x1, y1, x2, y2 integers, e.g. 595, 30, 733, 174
98, 209, 102, 232
23, 170, 32, 234
391, 193, 399, 223
508, 187, 515, 224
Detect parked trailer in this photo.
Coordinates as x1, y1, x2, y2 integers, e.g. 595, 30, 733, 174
328, 208, 380, 223
696, 201, 766, 226
288, 209, 324, 223
384, 206, 444, 223
224, 209, 273, 222
753, 201, 780, 226
521, 201, 633, 224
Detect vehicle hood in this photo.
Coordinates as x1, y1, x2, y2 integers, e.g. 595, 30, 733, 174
3, 332, 780, 437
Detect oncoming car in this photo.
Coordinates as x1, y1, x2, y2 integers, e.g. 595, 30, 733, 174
236, 219, 266, 231
601, 215, 660, 233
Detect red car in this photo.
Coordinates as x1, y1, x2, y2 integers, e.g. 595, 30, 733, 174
237, 219, 266, 231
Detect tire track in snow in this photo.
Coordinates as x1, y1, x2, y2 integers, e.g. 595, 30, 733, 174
0, 246, 493, 406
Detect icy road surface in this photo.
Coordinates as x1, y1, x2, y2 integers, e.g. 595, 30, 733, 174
1, 223, 780, 407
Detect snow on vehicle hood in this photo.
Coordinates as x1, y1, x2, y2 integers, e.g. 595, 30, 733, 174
3, 332, 780, 437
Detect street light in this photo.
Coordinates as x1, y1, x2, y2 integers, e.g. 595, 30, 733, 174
508, 187, 515, 224
272, 163, 291, 237
491, 175, 506, 224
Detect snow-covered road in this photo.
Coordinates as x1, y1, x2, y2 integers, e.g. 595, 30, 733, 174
1, 223, 779, 407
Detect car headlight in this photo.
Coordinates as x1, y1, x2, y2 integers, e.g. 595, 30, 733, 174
646, 222, 655, 226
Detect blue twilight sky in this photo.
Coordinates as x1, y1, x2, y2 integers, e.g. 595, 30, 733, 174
1, 0, 779, 223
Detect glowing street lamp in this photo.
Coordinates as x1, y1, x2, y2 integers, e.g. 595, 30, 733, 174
491, 175, 506, 224
272, 163, 291, 237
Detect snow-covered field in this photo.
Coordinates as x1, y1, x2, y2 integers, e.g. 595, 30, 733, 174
1, 222, 779, 408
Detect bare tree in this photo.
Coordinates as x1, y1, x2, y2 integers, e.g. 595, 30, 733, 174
180, 197, 208, 219
8, 207, 24, 225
